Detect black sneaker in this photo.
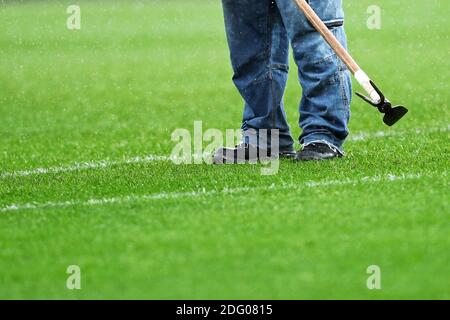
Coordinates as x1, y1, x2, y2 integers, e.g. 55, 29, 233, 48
213, 143, 295, 164
295, 142, 343, 161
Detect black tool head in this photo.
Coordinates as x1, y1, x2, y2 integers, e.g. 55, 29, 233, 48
383, 105, 409, 126
355, 80, 408, 126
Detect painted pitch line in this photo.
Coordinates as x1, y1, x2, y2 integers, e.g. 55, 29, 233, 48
0, 125, 448, 179
0, 171, 444, 213
348, 125, 449, 142
0, 154, 171, 179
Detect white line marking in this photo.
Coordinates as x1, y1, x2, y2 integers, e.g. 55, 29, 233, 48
0, 171, 445, 213
348, 125, 449, 142
1, 125, 448, 179
0, 155, 170, 179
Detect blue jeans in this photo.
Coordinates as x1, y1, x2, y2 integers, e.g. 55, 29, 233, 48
222, 0, 352, 152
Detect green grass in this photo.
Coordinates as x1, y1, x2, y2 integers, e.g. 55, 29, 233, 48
0, 0, 449, 299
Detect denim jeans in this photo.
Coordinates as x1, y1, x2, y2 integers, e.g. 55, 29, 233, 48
222, 0, 352, 152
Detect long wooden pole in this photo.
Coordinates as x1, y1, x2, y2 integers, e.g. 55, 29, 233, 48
292, 0, 381, 103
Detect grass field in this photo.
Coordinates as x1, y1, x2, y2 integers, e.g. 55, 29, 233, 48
0, 0, 449, 299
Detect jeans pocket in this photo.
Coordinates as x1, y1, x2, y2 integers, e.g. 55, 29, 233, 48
307, 0, 344, 28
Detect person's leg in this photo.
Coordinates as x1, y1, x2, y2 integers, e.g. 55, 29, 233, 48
221, 0, 295, 151
275, 0, 352, 153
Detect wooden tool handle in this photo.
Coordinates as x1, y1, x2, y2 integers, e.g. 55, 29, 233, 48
293, 0, 360, 74
293, 0, 381, 103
